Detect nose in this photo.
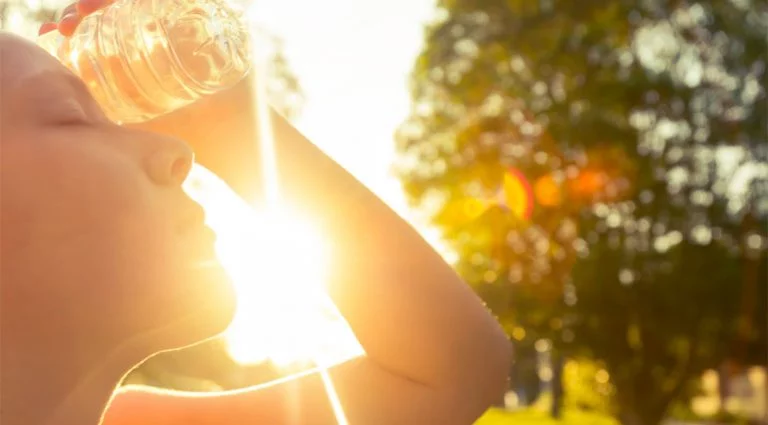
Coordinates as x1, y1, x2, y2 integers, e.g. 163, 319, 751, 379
144, 135, 195, 187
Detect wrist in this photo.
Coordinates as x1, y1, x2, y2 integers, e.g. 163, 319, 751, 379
130, 77, 263, 202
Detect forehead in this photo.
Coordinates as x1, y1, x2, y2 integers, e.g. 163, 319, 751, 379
0, 31, 68, 89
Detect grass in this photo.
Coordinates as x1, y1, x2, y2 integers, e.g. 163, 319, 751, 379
475, 408, 619, 425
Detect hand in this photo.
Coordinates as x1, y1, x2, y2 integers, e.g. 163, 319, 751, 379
38, 0, 114, 36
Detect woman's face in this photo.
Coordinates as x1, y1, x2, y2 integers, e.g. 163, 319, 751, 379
0, 33, 236, 354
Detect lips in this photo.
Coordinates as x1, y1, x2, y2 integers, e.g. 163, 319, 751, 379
187, 224, 220, 266
200, 225, 218, 254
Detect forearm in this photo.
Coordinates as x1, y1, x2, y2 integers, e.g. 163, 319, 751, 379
136, 75, 510, 404
104, 372, 338, 425
267, 103, 510, 396
130, 78, 263, 204
106, 358, 486, 425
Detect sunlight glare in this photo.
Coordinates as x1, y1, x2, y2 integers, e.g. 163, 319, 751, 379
184, 165, 364, 367
183, 7, 360, 423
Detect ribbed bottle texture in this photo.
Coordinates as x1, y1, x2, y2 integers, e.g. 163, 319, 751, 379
38, 0, 250, 123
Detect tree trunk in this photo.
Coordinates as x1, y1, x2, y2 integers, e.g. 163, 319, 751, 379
618, 411, 645, 425
618, 408, 666, 425
718, 362, 731, 412
550, 352, 564, 419
512, 343, 541, 406
615, 382, 670, 425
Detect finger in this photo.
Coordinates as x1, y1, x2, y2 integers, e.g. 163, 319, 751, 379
57, 3, 79, 20
77, 0, 115, 15
57, 12, 82, 37
38, 22, 58, 35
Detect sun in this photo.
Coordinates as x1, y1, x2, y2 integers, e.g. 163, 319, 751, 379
184, 165, 364, 368
178, 5, 363, 384
180, 17, 357, 422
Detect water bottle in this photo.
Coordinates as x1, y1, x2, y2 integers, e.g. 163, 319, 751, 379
37, 0, 251, 124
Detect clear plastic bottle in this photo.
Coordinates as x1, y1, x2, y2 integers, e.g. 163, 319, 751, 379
37, 0, 251, 124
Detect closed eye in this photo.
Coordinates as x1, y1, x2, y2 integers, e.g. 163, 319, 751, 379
41, 96, 90, 126
19, 71, 105, 126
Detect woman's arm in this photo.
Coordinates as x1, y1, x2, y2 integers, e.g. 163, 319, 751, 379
112, 76, 512, 424
106, 356, 495, 425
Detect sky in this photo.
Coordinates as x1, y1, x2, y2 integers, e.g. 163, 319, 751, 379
7, 0, 451, 255
247, 0, 436, 216
11, 0, 436, 209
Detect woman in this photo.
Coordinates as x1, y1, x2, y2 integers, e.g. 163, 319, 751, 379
0, 4, 510, 424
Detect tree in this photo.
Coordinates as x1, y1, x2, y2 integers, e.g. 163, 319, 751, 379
396, 1, 767, 424
1, 0, 59, 31
2, 0, 306, 391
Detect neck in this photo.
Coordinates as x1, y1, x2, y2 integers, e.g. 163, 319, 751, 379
1, 327, 138, 425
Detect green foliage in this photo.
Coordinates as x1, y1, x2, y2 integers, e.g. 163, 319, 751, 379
562, 360, 616, 415
475, 407, 618, 425
0, 0, 58, 30
398, 1, 768, 424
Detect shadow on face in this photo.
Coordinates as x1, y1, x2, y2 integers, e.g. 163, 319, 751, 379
0, 31, 236, 361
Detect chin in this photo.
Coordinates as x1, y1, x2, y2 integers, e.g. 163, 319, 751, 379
137, 263, 238, 354
181, 262, 238, 342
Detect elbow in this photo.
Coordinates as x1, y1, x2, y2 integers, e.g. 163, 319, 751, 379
478, 332, 513, 407
451, 328, 512, 422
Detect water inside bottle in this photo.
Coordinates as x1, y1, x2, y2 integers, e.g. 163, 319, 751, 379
37, 0, 250, 123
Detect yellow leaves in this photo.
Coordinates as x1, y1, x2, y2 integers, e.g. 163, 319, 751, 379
464, 197, 492, 219
433, 197, 488, 227
512, 326, 527, 341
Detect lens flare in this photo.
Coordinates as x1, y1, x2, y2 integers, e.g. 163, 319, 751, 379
184, 161, 364, 369
183, 14, 359, 424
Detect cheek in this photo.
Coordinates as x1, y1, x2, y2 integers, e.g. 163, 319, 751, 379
2, 133, 198, 334
6, 137, 177, 284
60, 187, 185, 331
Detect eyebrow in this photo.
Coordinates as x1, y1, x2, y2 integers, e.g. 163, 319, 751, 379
13, 69, 91, 99
11, 69, 98, 113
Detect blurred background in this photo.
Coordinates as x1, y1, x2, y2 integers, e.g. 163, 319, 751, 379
2, 0, 766, 424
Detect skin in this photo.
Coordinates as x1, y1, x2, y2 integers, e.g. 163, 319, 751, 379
0, 7, 511, 425
0, 32, 237, 425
